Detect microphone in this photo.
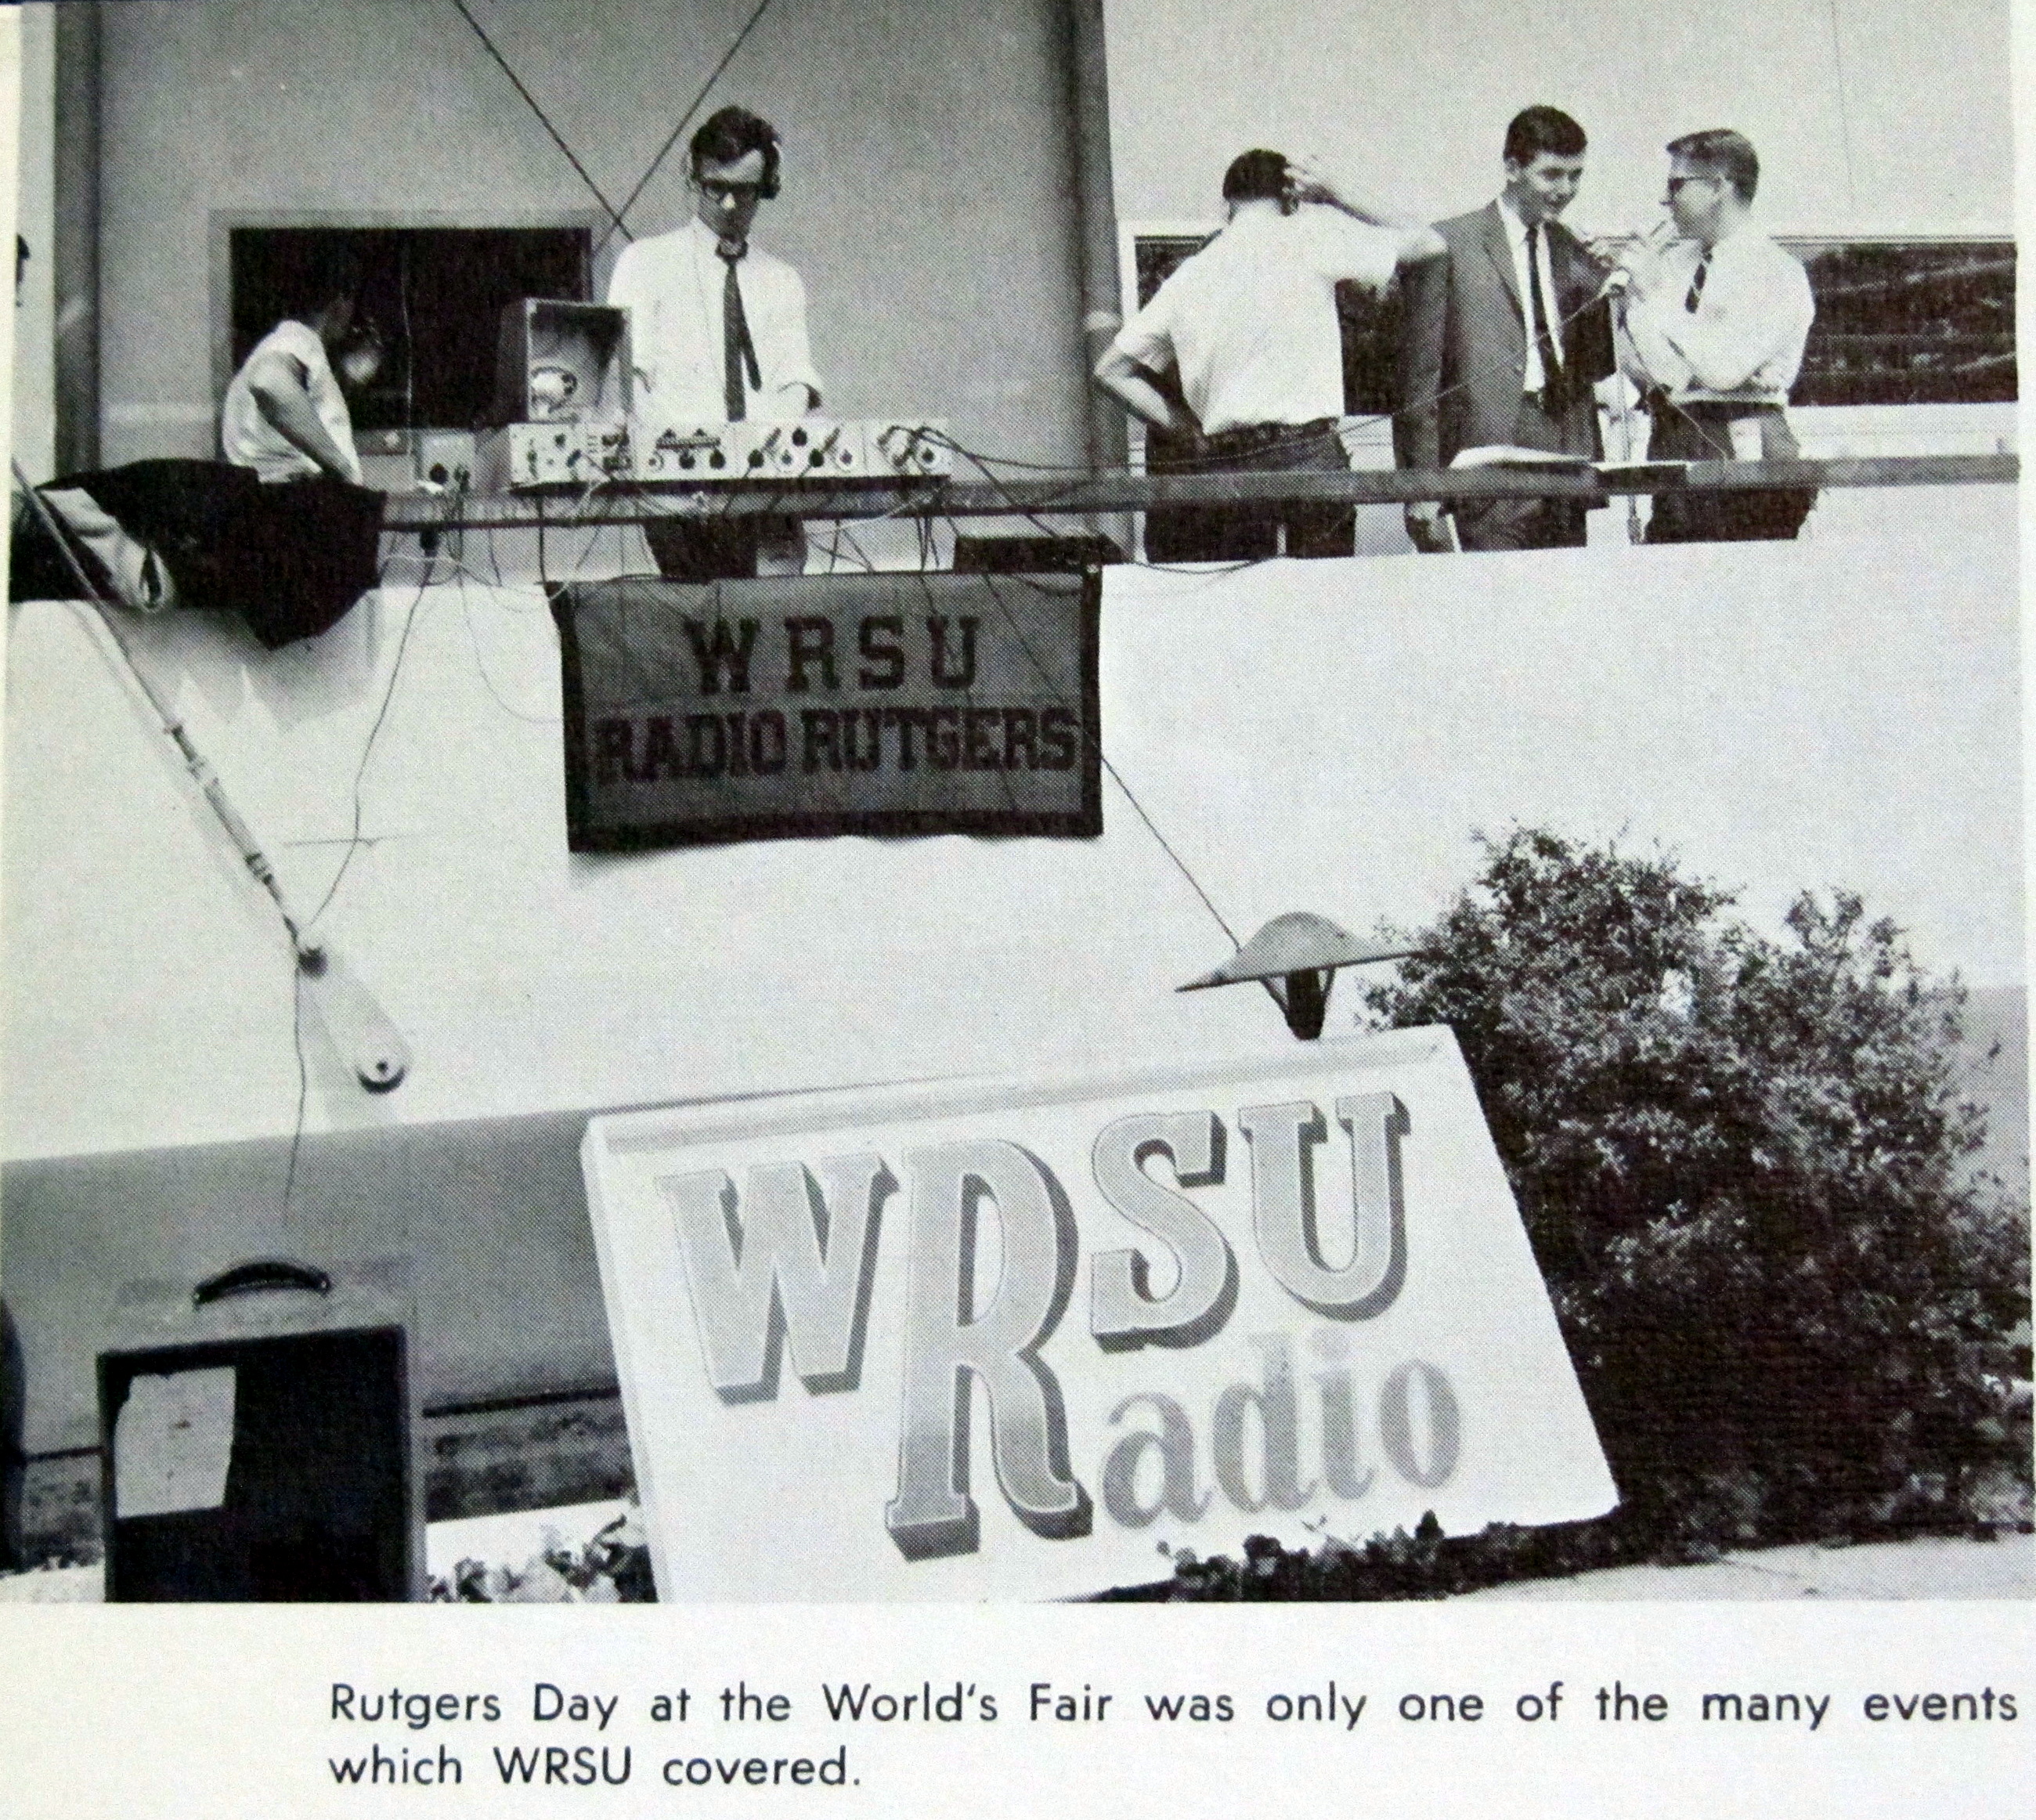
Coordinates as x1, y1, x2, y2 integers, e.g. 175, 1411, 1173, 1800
1595, 218, 1673, 298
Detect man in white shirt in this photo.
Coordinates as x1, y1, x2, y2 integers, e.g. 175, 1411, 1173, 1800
607, 105, 821, 580
1095, 148, 1442, 562
222, 253, 377, 486
1615, 128, 1818, 542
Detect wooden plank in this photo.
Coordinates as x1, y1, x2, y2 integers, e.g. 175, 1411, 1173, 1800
381, 453, 2019, 532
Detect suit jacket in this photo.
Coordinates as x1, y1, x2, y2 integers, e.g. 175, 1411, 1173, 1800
1395, 202, 1614, 475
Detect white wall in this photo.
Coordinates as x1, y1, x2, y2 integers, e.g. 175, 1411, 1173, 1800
5, 2, 55, 483
1103, 0, 2015, 236
4, 523, 2020, 1165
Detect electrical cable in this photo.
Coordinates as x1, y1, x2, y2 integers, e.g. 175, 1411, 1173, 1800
1826, 0, 1861, 218
969, 568, 1241, 948
940, 437, 1265, 580
378, 547, 566, 720
381, 547, 508, 591
452, 566, 563, 725
309, 568, 433, 929
279, 969, 311, 1221
1610, 347, 1647, 544
817, 522, 882, 572
1614, 303, 1740, 464
445, 0, 631, 242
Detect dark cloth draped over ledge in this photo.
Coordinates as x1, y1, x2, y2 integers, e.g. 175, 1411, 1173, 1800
10, 460, 384, 649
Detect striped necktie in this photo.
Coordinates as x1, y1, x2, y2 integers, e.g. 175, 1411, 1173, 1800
1684, 251, 1712, 313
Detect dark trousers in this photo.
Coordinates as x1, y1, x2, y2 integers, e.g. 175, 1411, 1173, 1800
643, 513, 806, 580
644, 515, 759, 581
1452, 392, 1596, 551
1644, 399, 1817, 543
1145, 420, 1352, 564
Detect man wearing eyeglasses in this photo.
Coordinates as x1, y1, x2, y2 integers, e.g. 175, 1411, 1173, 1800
607, 104, 822, 580
1614, 129, 1817, 541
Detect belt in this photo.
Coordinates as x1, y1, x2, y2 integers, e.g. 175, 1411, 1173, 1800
1645, 390, 1786, 417
1203, 417, 1337, 451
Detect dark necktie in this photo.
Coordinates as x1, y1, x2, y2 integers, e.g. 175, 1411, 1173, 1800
1684, 251, 1712, 313
717, 241, 761, 422
1526, 222, 1562, 399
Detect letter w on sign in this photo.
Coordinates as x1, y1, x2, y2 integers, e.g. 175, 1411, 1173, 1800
662, 1157, 893, 1400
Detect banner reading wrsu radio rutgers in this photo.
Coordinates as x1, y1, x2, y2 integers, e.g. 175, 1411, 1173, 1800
581, 1027, 1616, 1600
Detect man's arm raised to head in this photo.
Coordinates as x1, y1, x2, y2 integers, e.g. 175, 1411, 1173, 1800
1290, 162, 1445, 265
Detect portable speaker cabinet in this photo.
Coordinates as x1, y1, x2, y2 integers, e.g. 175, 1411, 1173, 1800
490, 298, 633, 427
97, 1259, 422, 1602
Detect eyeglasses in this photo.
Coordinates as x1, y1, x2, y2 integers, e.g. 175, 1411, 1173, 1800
699, 179, 764, 204
1665, 175, 1718, 197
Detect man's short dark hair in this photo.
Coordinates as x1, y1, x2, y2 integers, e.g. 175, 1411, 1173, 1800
1222, 149, 1290, 207
1666, 128, 1760, 200
271, 241, 366, 326
1504, 106, 1587, 165
689, 105, 782, 196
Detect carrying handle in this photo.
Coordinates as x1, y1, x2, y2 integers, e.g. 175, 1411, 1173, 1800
193, 1258, 334, 1308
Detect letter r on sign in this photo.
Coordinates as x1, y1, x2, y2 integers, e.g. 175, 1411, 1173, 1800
886, 1142, 1089, 1558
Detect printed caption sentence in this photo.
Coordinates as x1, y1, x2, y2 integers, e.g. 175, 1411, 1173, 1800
323, 1676, 2020, 1790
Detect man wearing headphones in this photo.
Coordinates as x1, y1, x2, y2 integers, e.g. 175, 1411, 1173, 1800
607, 104, 822, 580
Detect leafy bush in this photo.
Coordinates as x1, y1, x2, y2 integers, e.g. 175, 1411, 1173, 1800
1360, 828, 2030, 1549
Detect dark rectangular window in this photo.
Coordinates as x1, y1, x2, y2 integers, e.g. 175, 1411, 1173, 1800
229, 226, 593, 433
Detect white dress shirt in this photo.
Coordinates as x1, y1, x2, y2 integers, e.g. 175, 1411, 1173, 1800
1620, 227, 1814, 406
1111, 204, 1401, 434
1496, 197, 1565, 395
220, 320, 363, 483
605, 217, 823, 426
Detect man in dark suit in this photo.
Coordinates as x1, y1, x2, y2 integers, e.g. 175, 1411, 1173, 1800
1396, 106, 1615, 551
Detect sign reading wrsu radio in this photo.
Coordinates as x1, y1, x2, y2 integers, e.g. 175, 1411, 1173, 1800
582, 1028, 1616, 1600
